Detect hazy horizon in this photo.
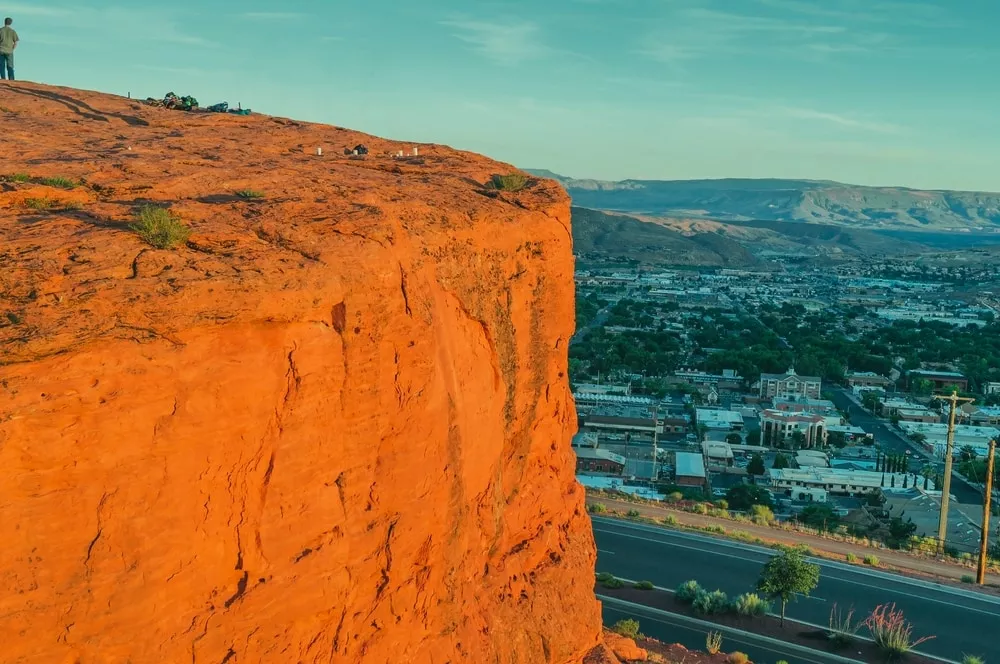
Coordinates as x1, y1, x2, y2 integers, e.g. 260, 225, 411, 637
10, 0, 1000, 192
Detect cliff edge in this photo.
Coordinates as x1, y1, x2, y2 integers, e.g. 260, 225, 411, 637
0, 84, 602, 663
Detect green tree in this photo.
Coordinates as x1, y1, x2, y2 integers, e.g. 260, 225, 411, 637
747, 453, 766, 482
797, 504, 840, 532
960, 445, 978, 463
726, 484, 773, 511
888, 517, 917, 545
790, 430, 807, 449
773, 453, 790, 470
756, 550, 821, 626
726, 432, 743, 446
746, 430, 761, 446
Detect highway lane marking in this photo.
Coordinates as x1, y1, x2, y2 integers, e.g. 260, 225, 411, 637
594, 525, 1000, 618
597, 549, 616, 555
594, 518, 1000, 609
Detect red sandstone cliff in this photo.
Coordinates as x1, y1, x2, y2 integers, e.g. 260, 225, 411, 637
0, 84, 605, 663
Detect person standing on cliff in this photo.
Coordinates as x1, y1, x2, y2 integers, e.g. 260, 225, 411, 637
0, 18, 19, 81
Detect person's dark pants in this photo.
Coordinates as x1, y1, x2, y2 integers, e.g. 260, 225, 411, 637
0, 53, 14, 80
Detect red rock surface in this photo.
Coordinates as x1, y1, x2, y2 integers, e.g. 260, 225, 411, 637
0, 83, 601, 663
603, 631, 648, 661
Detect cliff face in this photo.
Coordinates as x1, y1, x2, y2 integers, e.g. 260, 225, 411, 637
0, 84, 601, 663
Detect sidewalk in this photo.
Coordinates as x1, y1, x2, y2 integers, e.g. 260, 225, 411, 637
589, 495, 1000, 589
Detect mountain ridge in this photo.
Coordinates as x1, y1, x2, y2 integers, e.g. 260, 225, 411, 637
527, 170, 1000, 231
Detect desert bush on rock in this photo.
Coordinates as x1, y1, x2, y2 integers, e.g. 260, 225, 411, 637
489, 173, 529, 192
130, 205, 190, 249
727, 652, 749, 664
706, 631, 723, 655
612, 618, 640, 640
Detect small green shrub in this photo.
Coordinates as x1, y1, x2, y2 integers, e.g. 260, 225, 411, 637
693, 503, 710, 515
489, 173, 529, 192
963, 655, 985, 664
626, 509, 641, 518
662, 514, 678, 526
733, 592, 770, 617
23, 197, 54, 210
588, 502, 607, 514
596, 572, 624, 589
693, 589, 729, 616
864, 555, 880, 566
706, 631, 723, 655
38, 176, 76, 189
235, 189, 265, 199
634, 580, 655, 590
750, 504, 775, 525
612, 618, 640, 639
130, 206, 190, 249
714, 499, 729, 510
846, 553, 858, 563
828, 604, 859, 648
776, 661, 790, 664
675, 580, 702, 603
667, 491, 684, 503
727, 652, 749, 664
8, 172, 31, 182
961, 575, 975, 584
61, 200, 83, 211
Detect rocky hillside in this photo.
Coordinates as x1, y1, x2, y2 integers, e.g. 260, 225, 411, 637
571, 207, 761, 267
0, 84, 611, 663
530, 171, 1000, 231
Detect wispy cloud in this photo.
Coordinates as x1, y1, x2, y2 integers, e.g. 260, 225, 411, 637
240, 12, 306, 21
441, 19, 550, 65
3, 5, 216, 47
639, 3, 911, 65
775, 107, 902, 133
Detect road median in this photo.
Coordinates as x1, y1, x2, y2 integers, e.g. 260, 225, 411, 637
588, 492, 1000, 590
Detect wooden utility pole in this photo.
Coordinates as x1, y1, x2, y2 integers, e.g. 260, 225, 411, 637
651, 404, 660, 482
934, 391, 976, 554
977, 439, 996, 585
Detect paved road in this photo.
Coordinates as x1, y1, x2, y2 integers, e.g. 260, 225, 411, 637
828, 387, 982, 506
602, 597, 861, 664
594, 517, 1000, 661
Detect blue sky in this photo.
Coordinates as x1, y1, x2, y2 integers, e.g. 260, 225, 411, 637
9, 0, 1000, 190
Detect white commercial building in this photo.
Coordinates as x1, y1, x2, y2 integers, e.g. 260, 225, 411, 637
898, 422, 1000, 458
768, 468, 919, 498
696, 408, 744, 431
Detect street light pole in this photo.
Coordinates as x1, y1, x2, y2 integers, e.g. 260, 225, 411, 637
934, 391, 976, 554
